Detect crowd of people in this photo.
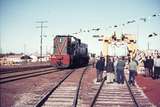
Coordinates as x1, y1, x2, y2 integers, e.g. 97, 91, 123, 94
94, 53, 160, 86
143, 55, 160, 79
95, 56, 138, 86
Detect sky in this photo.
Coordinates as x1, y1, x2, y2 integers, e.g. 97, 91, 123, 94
0, 0, 160, 55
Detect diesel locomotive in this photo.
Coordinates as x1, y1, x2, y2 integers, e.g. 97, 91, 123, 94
50, 35, 89, 68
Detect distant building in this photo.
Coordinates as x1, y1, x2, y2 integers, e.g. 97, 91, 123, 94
30, 55, 38, 62
0, 53, 52, 65
0, 54, 23, 65
37, 55, 50, 62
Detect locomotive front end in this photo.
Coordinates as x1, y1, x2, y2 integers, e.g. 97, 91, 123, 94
50, 35, 70, 68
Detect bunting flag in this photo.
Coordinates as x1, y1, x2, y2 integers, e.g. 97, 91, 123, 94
73, 32, 78, 34
93, 35, 100, 38
92, 35, 104, 38
140, 18, 146, 22
72, 12, 159, 35
153, 32, 158, 36
148, 34, 153, 37
127, 20, 136, 24
114, 25, 118, 28
98, 38, 103, 41
92, 28, 100, 31
101, 35, 104, 37
152, 14, 157, 17
148, 32, 159, 37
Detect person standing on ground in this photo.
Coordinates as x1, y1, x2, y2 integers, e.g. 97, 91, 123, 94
128, 58, 138, 86
148, 56, 154, 77
113, 57, 118, 82
96, 57, 105, 82
154, 55, 160, 79
106, 57, 114, 83
92, 56, 96, 68
143, 56, 149, 77
116, 56, 126, 84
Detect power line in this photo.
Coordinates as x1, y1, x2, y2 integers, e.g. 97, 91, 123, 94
36, 21, 48, 62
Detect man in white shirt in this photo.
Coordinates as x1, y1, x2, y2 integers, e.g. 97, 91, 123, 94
154, 55, 160, 79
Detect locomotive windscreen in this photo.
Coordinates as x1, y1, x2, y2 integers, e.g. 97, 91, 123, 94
54, 36, 68, 54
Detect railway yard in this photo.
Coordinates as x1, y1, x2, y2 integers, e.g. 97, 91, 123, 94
1, 0, 160, 107
0, 63, 160, 107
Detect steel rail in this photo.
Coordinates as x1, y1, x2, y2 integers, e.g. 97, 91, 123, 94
90, 76, 106, 107
0, 65, 52, 74
72, 67, 88, 107
0, 68, 55, 80
0, 69, 58, 84
34, 69, 75, 107
124, 74, 140, 107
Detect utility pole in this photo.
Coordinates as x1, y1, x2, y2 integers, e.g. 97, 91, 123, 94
36, 21, 48, 62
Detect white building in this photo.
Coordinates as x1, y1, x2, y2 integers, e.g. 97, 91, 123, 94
0, 54, 23, 65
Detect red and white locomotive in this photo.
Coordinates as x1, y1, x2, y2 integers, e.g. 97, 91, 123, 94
50, 35, 89, 68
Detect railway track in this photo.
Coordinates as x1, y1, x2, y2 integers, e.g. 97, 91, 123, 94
0, 64, 52, 74
27, 66, 89, 107
89, 74, 154, 107
2, 65, 155, 107
0, 67, 57, 84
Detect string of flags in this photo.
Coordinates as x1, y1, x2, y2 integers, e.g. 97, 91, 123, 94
148, 32, 159, 37
72, 12, 160, 36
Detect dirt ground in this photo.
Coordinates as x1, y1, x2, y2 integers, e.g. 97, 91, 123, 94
136, 74, 160, 106
0, 69, 68, 107
0, 66, 159, 107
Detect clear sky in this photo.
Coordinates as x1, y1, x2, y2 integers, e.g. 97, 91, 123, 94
0, 0, 160, 55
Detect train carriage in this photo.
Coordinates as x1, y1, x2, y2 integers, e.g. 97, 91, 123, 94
50, 35, 89, 68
